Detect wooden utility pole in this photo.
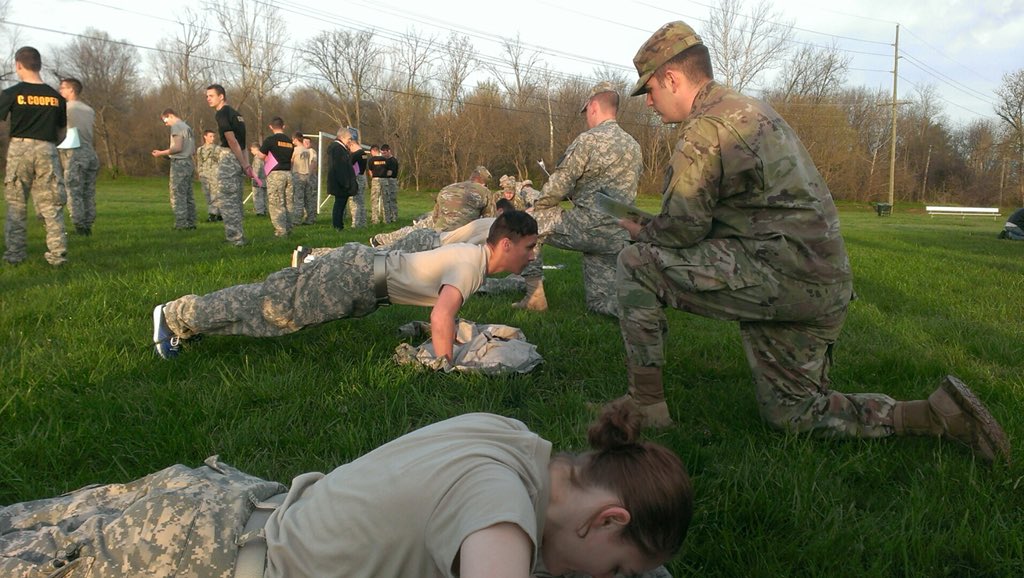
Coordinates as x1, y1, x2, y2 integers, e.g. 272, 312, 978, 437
888, 23, 900, 208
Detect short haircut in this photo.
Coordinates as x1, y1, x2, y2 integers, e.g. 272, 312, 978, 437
161, 108, 177, 117
655, 44, 713, 85
293, 131, 304, 140
206, 84, 226, 97
486, 210, 537, 245
60, 78, 83, 96
591, 90, 619, 113
381, 144, 391, 151
269, 117, 285, 129
15, 47, 42, 72
494, 198, 515, 214
203, 129, 215, 136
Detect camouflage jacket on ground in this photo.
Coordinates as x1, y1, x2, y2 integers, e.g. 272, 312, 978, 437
533, 118, 642, 231
636, 81, 851, 285
431, 180, 492, 232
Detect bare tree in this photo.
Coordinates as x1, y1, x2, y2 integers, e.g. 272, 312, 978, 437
705, 0, 794, 92
54, 28, 139, 176
0, 0, 21, 84
388, 28, 438, 189
154, 8, 216, 128
768, 42, 849, 104
303, 28, 384, 133
995, 68, 1024, 202
392, 27, 437, 94
208, 0, 293, 136
438, 32, 475, 115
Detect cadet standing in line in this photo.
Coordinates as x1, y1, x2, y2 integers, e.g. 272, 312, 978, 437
152, 210, 539, 363
255, 117, 294, 237
520, 81, 643, 317
290, 132, 316, 225
1, 46, 68, 266
382, 143, 399, 223
248, 143, 267, 216
197, 129, 222, 222
348, 134, 369, 228
606, 21, 1009, 466
57, 77, 99, 236
151, 109, 197, 230
367, 144, 388, 224
205, 84, 253, 246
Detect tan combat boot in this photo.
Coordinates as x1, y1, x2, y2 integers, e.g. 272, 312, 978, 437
512, 276, 548, 311
893, 375, 1011, 464
622, 364, 674, 429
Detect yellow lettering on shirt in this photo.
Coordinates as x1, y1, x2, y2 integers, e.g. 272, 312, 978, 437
18, 94, 60, 107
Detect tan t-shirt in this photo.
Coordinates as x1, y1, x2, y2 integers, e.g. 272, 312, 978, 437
439, 217, 495, 246
385, 243, 489, 306
264, 413, 553, 578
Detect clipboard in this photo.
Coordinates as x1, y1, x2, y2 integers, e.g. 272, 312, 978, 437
57, 127, 80, 149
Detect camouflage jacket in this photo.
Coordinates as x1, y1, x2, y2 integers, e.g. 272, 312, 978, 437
636, 81, 851, 285
533, 118, 642, 233
431, 180, 492, 232
197, 143, 219, 176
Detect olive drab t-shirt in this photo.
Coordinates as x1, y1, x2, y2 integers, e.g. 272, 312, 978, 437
0, 81, 67, 142
263, 413, 552, 578
385, 243, 490, 307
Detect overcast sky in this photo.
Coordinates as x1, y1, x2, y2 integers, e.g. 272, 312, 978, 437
7, 0, 1023, 126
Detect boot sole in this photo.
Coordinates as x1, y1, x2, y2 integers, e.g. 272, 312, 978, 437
941, 375, 1012, 464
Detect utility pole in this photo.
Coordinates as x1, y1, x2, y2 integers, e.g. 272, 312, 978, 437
888, 23, 900, 209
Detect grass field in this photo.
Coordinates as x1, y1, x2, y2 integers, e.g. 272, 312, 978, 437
2, 177, 1023, 577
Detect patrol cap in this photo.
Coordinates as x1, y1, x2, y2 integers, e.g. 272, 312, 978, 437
580, 81, 618, 113
472, 165, 492, 181
629, 21, 703, 97
499, 174, 516, 190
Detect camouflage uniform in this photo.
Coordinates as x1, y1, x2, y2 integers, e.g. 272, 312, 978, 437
60, 99, 99, 233
350, 173, 367, 227
530, 118, 642, 317
384, 177, 399, 223
291, 145, 316, 225
618, 78, 897, 437
164, 243, 378, 338
265, 170, 292, 236
251, 155, 268, 215
197, 142, 220, 217
432, 180, 491, 232
0, 456, 284, 577
369, 176, 386, 224
217, 147, 246, 246
169, 157, 198, 228
3, 139, 67, 265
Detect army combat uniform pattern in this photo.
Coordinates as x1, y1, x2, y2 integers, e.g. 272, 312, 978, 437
530, 118, 642, 317
0, 456, 284, 577
197, 141, 221, 218
60, 99, 99, 233
619, 80, 897, 437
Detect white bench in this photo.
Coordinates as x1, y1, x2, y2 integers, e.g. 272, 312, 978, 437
925, 206, 1001, 219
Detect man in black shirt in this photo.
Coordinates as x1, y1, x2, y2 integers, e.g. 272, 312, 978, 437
367, 145, 388, 224
206, 84, 254, 246
0, 46, 68, 266
382, 143, 399, 223
348, 135, 368, 228
256, 116, 294, 237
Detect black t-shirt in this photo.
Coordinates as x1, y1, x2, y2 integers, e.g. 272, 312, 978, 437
260, 133, 293, 171
0, 81, 67, 142
368, 155, 388, 178
351, 148, 368, 175
215, 105, 246, 149
385, 155, 399, 176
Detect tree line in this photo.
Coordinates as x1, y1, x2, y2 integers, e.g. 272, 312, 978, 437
2, 0, 1023, 207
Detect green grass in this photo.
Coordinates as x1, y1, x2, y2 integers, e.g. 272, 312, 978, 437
2, 179, 1023, 576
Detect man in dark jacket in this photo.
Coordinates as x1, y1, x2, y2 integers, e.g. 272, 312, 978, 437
326, 127, 358, 230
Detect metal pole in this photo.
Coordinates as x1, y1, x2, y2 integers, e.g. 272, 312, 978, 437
889, 23, 900, 208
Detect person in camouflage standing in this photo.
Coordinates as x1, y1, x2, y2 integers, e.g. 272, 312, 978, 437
1, 47, 67, 266
522, 81, 643, 317
151, 109, 197, 230
348, 134, 368, 228
57, 77, 99, 236
367, 144, 388, 224
256, 117, 294, 237
290, 132, 317, 225
206, 84, 253, 246
382, 143, 399, 223
606, 21, 1010, 465
248, 143, 267, 216
197, 129, 222, 222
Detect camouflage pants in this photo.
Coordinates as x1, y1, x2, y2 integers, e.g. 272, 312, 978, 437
349, 174, 367, 227
200, 172, 220, 216
384, 178, 399, 223
266, 171, 293, 237
252, 185, 268, 215
169, 158, 197, 229
164, 243, 379, 338
0, 456, 284, 578
59, 145, 99, 230
3, 139, 67, 265
292, 172, 317, 225
369, 178, 385, 224
216, 148, 246, 245
617, 240, 896, 438
530, 205, 630, 317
